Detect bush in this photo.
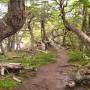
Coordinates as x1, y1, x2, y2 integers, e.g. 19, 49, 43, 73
68, 49, 90, 66
68, 49, 83, 62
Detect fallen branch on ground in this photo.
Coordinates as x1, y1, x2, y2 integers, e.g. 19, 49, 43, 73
0, 63, 23, 75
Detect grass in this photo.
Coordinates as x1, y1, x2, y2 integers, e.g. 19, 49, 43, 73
0, 51, 56, 68
0, 51, 56, 90
18, 51, 56, 68
0, 78, 17, 90
68, 49, 90, 66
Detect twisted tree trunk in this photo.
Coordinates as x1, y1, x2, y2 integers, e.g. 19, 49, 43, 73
0, 0, 25, 42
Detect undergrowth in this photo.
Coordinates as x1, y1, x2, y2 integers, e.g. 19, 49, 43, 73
68, 49, 90, 66
0, 51, 56, 68
0, 77, 17, 90
0, 51, 56, 90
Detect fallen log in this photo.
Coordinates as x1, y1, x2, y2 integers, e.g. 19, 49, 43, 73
13, 75, 22, 83
0, 63, 23, 75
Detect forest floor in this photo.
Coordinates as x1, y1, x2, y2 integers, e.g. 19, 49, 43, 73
15, 46, 88, 90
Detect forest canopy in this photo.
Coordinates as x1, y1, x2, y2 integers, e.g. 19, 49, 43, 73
0, 0, 90, 90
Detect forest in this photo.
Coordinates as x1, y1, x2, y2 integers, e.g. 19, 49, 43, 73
0, 0, 90, 90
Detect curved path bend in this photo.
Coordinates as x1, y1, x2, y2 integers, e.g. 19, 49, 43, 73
15, 46, 86, 90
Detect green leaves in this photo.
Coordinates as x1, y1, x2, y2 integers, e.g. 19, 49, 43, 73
0, 0, 9, 3
79, 0, 90, 7
79, 0, 88, 3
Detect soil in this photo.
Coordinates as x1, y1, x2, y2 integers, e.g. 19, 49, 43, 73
15, 46, 88, 90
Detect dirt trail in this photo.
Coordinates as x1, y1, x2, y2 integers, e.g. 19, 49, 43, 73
15, 46, 86, 90
15, 46, 68, 90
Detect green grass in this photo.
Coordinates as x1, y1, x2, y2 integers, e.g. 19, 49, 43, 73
0, 78, 17, 90
68, 49, 83, 62
68, 49, 90, 66
0, 51, 56, 90
18, 51, 56, 68
0, 51, 56, 68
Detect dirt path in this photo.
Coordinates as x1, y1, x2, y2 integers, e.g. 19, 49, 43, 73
15, 46, 68, 90
15, 46, 86, 90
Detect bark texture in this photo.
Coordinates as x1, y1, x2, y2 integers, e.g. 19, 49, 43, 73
0, 0, 25, 42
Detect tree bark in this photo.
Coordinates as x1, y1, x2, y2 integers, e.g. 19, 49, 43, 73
59, 0, 90, 50
0, 0, 25, 42
62, 29, 67, 46
7, 35, 15, 51
41, 18, 49, 50
64, 21, 90, 46
41, 19, 46, 43
28, 17, 35, 51
79, 4, 87, 51
89, 14, 90, 29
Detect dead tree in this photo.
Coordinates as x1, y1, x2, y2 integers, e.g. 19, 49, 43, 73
0, 0, 25, 42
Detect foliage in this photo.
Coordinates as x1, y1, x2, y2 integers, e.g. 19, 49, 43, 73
0, 51, 56, 68
19, 51, 56, 68
68, 49, 84, 62
0, 51, 56, 89
68, 49, 90, 66
0, 0, 9, 3
28, 52, 56, 68
79, 0, 90, 7
0, 78, 17, 90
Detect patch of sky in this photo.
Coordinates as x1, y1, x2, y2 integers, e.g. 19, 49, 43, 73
0, 3, 7, 18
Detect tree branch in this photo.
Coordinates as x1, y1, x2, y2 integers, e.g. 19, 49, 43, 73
0, 0, 26, 42
58, 0, 90, 48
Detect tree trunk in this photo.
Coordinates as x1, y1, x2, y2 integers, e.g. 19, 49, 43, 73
62, 29, 67, 46
0, 43, 6, 56
41, 19, 49, 50
79, 4, 87, 51
7, 35, 15, 51
64, 21, 90, 48
59, 0, 90, 50
28, 19, 35, 51
7, 37, 11, 51
0, 0, 25, 42
89, 14, 90, 29
16, 32, 23, 51
41, 19, 46, 42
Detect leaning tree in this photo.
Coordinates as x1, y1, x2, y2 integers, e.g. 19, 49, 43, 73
0, 0, 25, 42
55, 0, 90, 50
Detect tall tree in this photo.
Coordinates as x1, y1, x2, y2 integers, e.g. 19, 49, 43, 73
56, 0, 90, 50
0, 0, 25, 42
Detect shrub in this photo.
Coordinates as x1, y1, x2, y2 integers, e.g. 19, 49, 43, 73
68, 49, 83, 62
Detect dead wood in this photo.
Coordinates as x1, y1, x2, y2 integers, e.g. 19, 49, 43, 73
0, 63, 23, 75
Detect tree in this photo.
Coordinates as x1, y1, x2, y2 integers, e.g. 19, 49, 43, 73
27, 12, 35, 51
0, 0, 25, 42
56, 0, 90, 50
